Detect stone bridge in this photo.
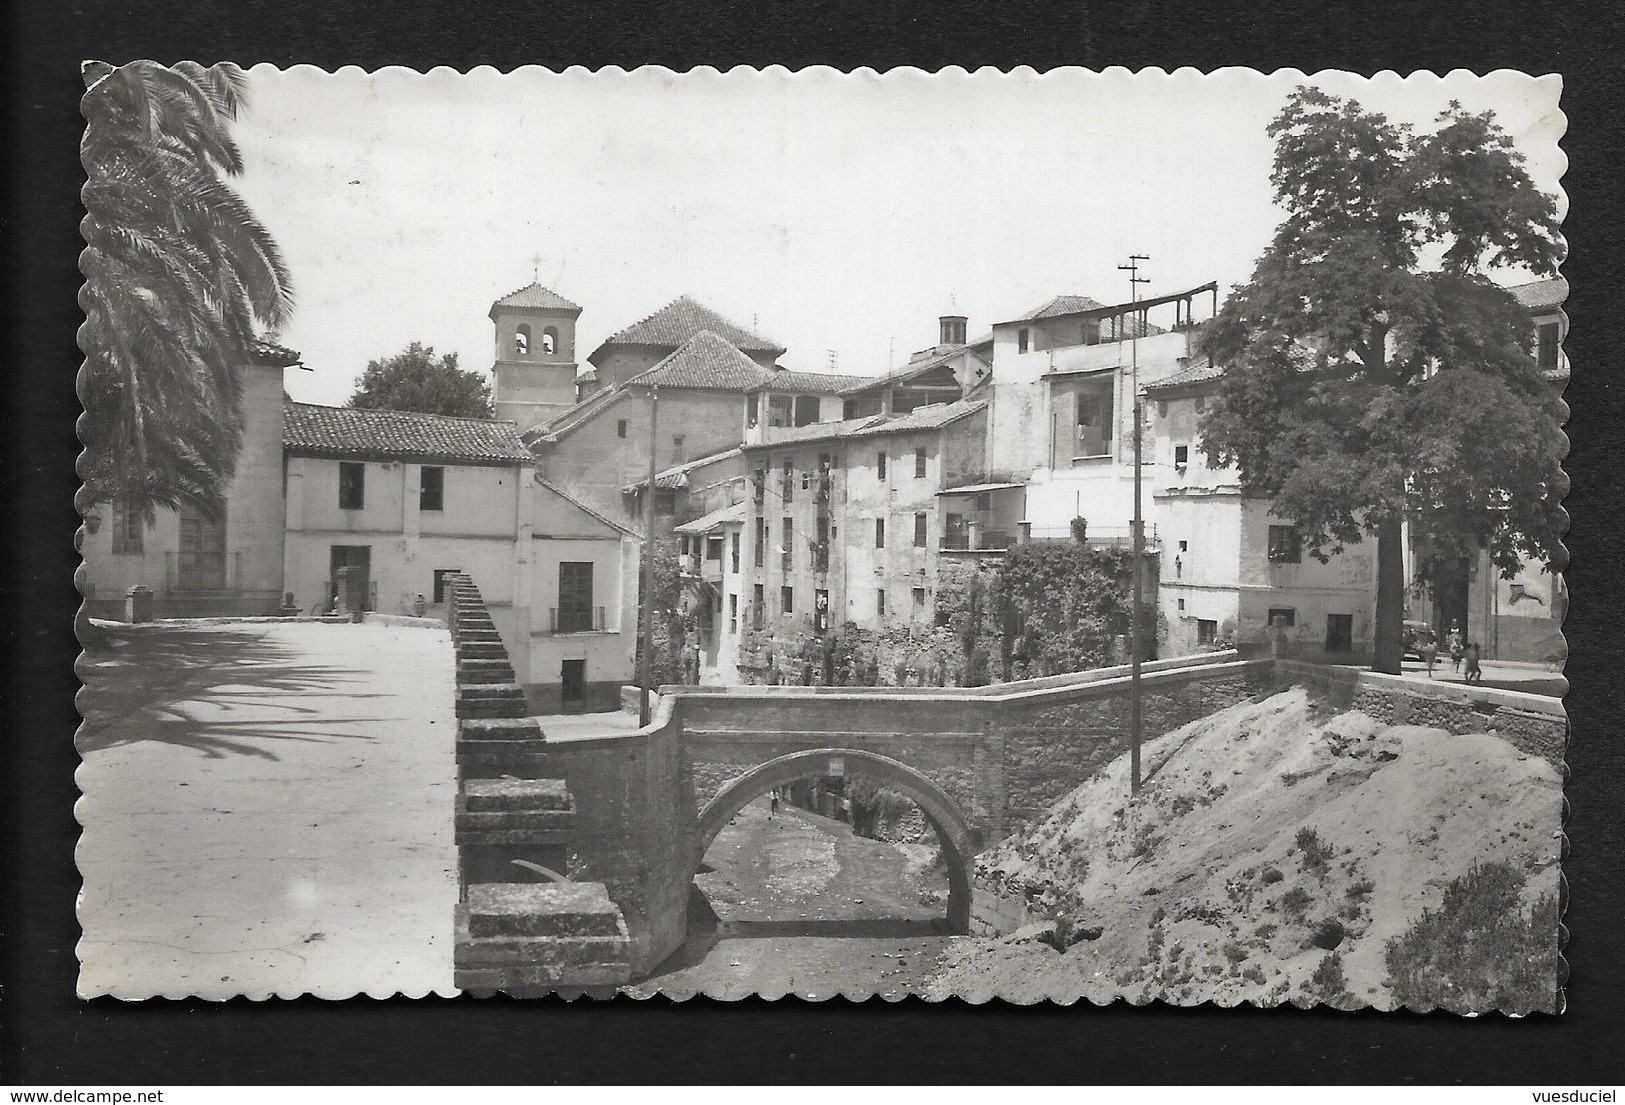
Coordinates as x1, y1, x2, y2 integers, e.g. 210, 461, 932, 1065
443, 587, 1566, 987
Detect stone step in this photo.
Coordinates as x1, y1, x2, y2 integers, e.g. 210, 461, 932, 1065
454, 621, 498, 635
463, 777, 571, 812
457, 660, 517, 685
458, 716, 545, 742
456, 642, 508, 660
463, 882, 626, 939
454, 812, 577, 847
456, 631, 503, 644
456, 698, 531, 720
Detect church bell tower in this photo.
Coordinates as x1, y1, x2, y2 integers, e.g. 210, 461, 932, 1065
488, 281, 583, 431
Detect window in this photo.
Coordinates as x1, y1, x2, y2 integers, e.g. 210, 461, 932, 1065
1158, 400, 1168, 417
673, 435, 686, 462
768, 395, 794, 427
1268, 607, 1296, 628
914, 447, 927, 478
730, 532, 740, 573
339, 462, 365, 510
542, 326, 558, 356
177, 500, 227, 590
110, 500, 143, 555
914, 512, 928, 548
1195, 396, 1208, 412
793, 395, 821, 426
705, 535, 723, 561
420, 466, 444, 511
1326, 613, 1354, 653
557, 562, 595, 632
874, 518, 886, 548
781, 585, 794, 615
1537, 320, 1561, 370
782, 458, 794, 503
1173, 445, 1189, 467
1018, 327, 1031, 353
1178, 540, 1189, 552
751, 467, 766, 504
1075, 383, 1114, 458
753, 584, 765, 629
781, 518, 793, 570
876, 589, 886, 616
1267, 525, 1302, 564
514, 324, 530, 357
913, 587, 927, 612
729, 594, 738, 631
432, 568, 462, 604
1177, 598, 1186, 611
654, 489, 676, 514
561, 659, 585, 701
753, 518, 765, 568
877, 450, 887, 479
1197, 619, 1218, 645
617, 419, 628, 439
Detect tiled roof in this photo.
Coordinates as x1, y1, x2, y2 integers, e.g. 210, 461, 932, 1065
1019, 294, 1107, 321
590, 295, 785, 362
530, 384, 631, 441
490, 281, 582, 313
624, 330, 777, 390
1143, 360, 1226, 392
743, 399, 987, 450
622, 447, 744, 494
250, 338, 301, 366
840, 344, 988, 395
673, 501, 748, 535
1510, 276, 1567, 312
750, 369, 879, 394
283, 402, 532, 464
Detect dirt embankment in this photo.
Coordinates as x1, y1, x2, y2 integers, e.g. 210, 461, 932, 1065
927, 687, 1561, 1010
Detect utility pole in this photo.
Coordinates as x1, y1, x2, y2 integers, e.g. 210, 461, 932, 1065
639, 385, 659, 726
1118, 254, 1150, 795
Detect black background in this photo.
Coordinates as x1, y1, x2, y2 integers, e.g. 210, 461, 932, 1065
4, 0, 1622, 1085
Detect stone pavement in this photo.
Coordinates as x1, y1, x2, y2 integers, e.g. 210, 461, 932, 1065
76, 620, 458, 999
1395, 656, 1567, 698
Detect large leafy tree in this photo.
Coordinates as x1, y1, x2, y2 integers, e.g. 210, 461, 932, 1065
348, 342, 495, 419
80, 60, 294, 519
1200, 87, 1564, 673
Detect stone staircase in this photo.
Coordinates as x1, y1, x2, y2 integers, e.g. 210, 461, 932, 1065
445, 575, 632, 993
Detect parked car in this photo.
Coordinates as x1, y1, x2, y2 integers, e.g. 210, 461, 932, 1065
1402, 620, 1435, 660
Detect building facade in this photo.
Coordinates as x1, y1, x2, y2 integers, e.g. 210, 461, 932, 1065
82, 340, 301, 619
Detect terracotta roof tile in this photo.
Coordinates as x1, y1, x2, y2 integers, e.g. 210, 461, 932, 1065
1143, 360, 1226, 392
490, 281, 582, 313
1510, 276, 1568, 312
1019, 294, 1108, 320
624, 330, 777, 390
250, 338, 301, 366
284, 402, 532, 464
590, 295, 784, 362
750, 369, 879, 394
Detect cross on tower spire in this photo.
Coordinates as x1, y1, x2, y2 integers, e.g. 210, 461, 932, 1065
528, 252, 543, 282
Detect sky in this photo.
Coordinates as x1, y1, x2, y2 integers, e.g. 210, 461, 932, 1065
228, 66, 1566, 408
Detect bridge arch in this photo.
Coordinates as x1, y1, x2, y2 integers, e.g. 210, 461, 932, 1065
694, 748, 980, 933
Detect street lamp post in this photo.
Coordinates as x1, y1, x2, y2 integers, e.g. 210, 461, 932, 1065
1118, 254, 1150, 795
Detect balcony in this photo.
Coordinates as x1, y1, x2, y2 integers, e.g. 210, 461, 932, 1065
1024, 523, 1159, 549
546, 605, 607, 634
939, 526, 1013, 554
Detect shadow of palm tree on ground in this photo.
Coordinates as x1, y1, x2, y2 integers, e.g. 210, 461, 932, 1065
76, 625, 407, 759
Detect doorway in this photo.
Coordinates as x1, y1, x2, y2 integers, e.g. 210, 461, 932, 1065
329, 545, 372, 612
561, 659, 586, 705
1325, 613, 1353, 654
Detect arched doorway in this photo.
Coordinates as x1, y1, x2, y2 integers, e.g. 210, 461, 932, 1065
694, 748, 980, 933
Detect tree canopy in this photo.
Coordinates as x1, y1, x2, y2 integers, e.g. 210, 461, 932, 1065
80, 60, 294, 519
348, 342, 495, 419
1200, 87, 1564, 672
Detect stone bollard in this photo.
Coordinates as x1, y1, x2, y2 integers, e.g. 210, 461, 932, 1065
125, 584, 154, 624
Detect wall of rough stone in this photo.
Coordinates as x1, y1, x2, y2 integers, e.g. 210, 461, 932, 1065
1278, 660, 1566, 767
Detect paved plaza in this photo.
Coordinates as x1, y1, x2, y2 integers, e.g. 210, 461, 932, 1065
76, 620, 459, 999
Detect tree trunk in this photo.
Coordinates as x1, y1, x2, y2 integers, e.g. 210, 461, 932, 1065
1373, 516, 1406, 674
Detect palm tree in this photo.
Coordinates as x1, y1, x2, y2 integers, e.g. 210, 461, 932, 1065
79, 60, 294, 521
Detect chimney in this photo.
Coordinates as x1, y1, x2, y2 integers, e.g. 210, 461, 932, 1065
939, 314, 967, 347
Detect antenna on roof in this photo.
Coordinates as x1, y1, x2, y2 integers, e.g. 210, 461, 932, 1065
528, 252, 542, 282
827, 349, 839, 371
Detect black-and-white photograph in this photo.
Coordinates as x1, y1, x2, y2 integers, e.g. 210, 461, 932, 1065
76, 64, 1566, 1010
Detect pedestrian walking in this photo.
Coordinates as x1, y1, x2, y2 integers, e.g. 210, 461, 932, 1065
1422, 635, 1438, 678
1464, 642, 1483, 684
769, 790, 780, 818
1447, 623, 1464, 672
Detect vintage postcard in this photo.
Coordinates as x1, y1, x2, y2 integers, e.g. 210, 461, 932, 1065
77, 64, 1566, 1010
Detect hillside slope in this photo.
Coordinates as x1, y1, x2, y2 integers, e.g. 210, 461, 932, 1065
928, 687, 1561, 1010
